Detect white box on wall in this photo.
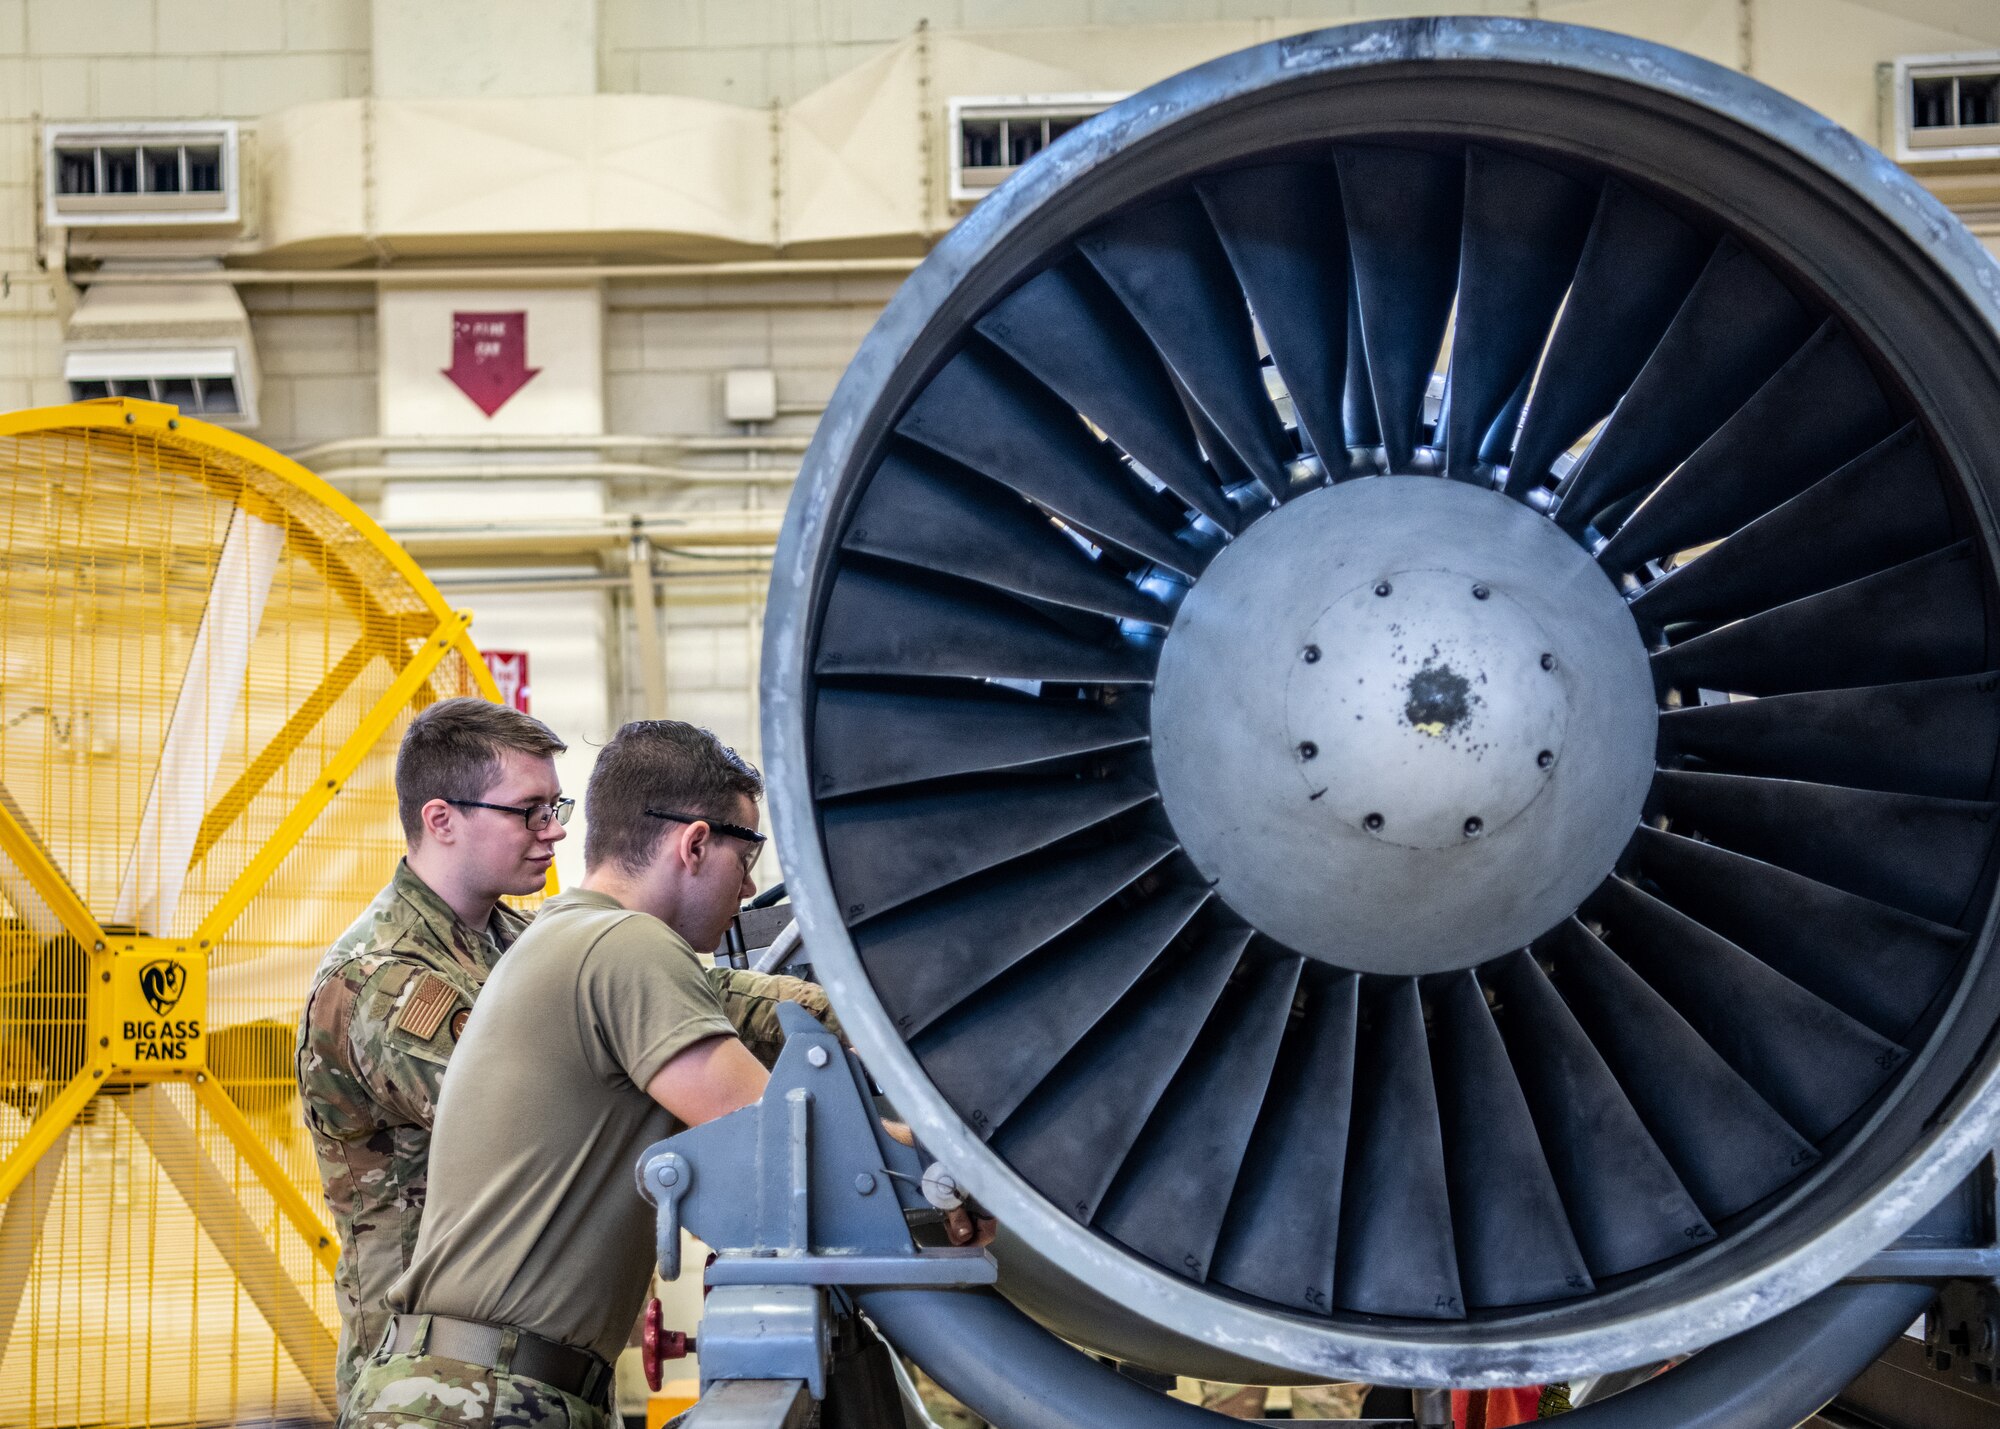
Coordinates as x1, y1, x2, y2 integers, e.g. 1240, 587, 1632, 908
377, 287, 603, 436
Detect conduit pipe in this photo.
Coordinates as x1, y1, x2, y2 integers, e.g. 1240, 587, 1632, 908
75, 256, 923, 288
320, 461, 800, 487
292, 432, 814, 465
856, 1282, 1934, 1429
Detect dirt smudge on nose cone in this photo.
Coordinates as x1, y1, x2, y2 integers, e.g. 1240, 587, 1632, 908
1405, 662, 1474, 736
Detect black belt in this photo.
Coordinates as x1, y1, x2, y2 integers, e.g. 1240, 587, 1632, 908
385, 1313, 611, 1405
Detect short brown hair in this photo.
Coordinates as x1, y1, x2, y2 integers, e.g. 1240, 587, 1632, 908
584, 720, 763, 874
396, 697, 567, 843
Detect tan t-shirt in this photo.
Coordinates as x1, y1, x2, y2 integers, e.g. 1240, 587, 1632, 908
386, 887, 739, 1364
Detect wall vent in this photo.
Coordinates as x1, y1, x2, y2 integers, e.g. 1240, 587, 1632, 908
1889, 54, 2000, 160
949, 95, 1123, 202
44, 122, 240, 227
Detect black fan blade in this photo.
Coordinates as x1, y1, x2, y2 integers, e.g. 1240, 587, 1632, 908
1654, 769, 1999, 928
976, 261, 1240, 531
1334, 143, 1463, 472
1632, 827, 1964, 1042
1506, 181, 1709, 495
1211, 971, 1358, 1315
1196, 164, 1349, 466
1335, 977, 1463, 1318
817, 566, 1154, 686
1630, 424, 1951, 627
898, 346, 1196, 574
813, 687, 1147, 799
1433, 970, 1593, 1307
1097, 951, 1304, 1281
1587, 879, 1905, 1141
914, 881, 1213, 1134
1557, 237, 1815, 529
1444, 147, 1593, 483
856, 836, 1178, 1039
846, 448, 1172, 626
1078, 197, 1294, 499
993, 927, 1248, 1225
1480, 368, 1533, 467
1489, 951, 1713, 1276
825, 773, 1157, 924
1545, 919, 1818, 1216
1659, 674, 2000, 801
1598, 322, 1897, 570
1652, 542, 1986, 699
1343, 262, 1379, 452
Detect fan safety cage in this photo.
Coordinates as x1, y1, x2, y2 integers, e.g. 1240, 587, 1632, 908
767, 20, 2000, 1387
0, 398, 507, 1427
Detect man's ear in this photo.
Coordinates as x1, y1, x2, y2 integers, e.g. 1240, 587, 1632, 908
676, 819, 712, 874
419, 797, 457, 846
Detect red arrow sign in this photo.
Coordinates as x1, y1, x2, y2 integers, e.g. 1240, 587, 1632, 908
443, 311, 541, 416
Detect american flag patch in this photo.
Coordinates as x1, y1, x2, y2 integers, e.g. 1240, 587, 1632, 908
395, 973, 458, 1041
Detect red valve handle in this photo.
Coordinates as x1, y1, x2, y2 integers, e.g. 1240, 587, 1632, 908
640, 1297, 694, 1392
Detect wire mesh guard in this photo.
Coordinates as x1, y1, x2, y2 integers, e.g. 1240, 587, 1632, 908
798, 127, 2000, 1337
0, 398, 503, 1427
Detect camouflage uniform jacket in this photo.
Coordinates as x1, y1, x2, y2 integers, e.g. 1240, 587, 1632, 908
298, 861, 840, 1403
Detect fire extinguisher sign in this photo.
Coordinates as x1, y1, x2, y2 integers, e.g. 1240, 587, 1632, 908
483, 650, 530, 712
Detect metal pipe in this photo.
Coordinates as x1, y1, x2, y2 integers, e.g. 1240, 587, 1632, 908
77, 256, 922, 287
322, 462, 799, 486
628, 525, 668, 717
290, 433, 814, 464
855, 1282, 1934, 1429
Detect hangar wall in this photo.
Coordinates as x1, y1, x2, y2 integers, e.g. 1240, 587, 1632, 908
0, 0, 1996, 889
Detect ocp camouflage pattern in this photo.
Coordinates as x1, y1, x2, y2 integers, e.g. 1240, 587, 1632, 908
341, 1350, 609, 1429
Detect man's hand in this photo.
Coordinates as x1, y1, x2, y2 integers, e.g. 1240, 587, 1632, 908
944, 1206, 998, 1247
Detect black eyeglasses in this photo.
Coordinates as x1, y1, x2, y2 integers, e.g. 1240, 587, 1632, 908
645, 809, 767, 868
447, 797, 575, 831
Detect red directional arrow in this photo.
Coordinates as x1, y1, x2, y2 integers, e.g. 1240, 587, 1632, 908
442, 310, 541, 416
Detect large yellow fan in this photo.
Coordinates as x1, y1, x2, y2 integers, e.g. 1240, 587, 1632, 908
0, 398, 505, 1427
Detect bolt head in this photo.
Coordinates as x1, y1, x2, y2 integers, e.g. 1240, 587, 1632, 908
1472, 584, 1490, 600
1540, 652, 1556, 671
1301, 645, 1321, 663
1297, 741, 1318, 761
1363, 812, 1384, 832
1537, 749, 1555, 769
854, 1173, 877, 1195
1463, 817, 1484, 838
1374, 581, 1393, 598
806, 1044, 831, 1068
655, 1162, 679, 1188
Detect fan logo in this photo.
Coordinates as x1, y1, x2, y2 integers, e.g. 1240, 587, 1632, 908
140, 959, 185, 1016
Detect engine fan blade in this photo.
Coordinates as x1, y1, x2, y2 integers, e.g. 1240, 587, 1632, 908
976, 261, 1241, 531
817, 566, 1155, 687
1587, 878, 1905, 1141
1335, 977, 1464, 1318
1097, 950, 1304, 1281
1505, 181, 1709, 495
914, 881, 1213, 1134
995, 926, 1248, 1226
1653, 769, 1998, 930
1433, 970, 1594, 1307
1546, 919, 1818, 1216
1556, 237, 1815, 529
1489, 951, 1714, 1276
856, 835, 1179, 1039
846, 448, 1173, 626
813, 686, 1147, 799
1597, 322, 1896, 570
1659, 674, 2000, 801
1444, 147, 1593, 483
1630, 424, 1950, 628
1343, 262, 1379, 452
1632, 827, 1965, 1042
1211, 970, 1358, 1315
898, 345, 1197, 574
825, 772, 1158, 923
1078, 197, 1295, 499
1333, 143, 1464, 472
1651, 542, 1986, 698
1197, 163, 1350, 468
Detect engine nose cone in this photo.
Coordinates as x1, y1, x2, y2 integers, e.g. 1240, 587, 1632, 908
1150, 476, 1656, 973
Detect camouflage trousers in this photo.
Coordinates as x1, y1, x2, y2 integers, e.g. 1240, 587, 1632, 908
341, 1350, 612, 1429
1198, 1380, 1372, 1419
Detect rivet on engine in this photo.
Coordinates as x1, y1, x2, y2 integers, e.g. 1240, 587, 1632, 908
1537, 750, 1554, 769
1472, 584, 1489, 600
1302, 645, 1320, 664
1464, 817, 1484, 837
1297, 741, 1318, 761
1374, 581, 1392, 598
1363, 812, 1384, 832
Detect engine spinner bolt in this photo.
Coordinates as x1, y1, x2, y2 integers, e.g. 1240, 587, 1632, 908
1463, 816, 1484, 838
1540, 652, 1556, 671
1363, 812, 1384, 832
1472, 584, 1490, 600
1302, 644, 1321, 663
1298, 741, 1318, 761
1537, 749, 1555, 769
1374, 581, 1393, 598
